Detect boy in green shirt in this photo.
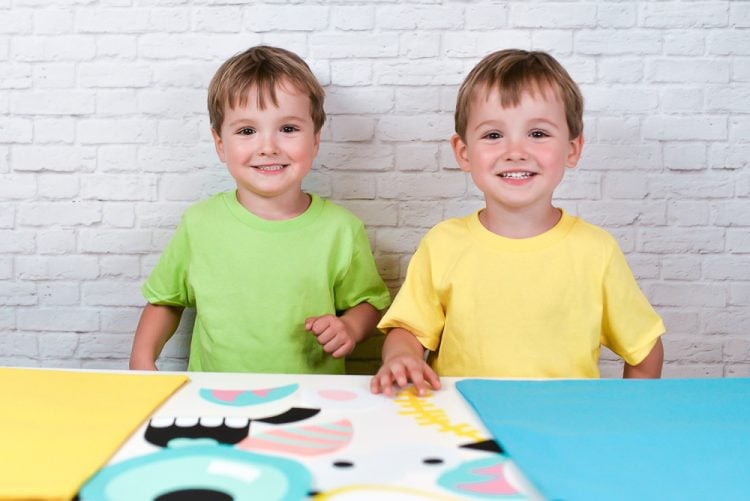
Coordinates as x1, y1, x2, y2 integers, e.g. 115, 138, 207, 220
130, 46, 390, 374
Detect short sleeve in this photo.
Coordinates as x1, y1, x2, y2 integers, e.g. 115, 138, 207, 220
142, 217, 195, 307
378, 237, 445, 351
601, 244, 665, 365
333, 224, 391, 313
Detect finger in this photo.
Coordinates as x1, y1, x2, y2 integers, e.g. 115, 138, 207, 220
307, 316, 331, 336
409, 368, 427, 396
331, 339, 353, 358
424, 366, 442, 391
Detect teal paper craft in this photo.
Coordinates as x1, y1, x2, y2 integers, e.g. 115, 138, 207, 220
456, 378, 750, 501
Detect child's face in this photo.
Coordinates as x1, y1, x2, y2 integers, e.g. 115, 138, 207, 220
212, 80, 321, 210
451, 85, 583, 215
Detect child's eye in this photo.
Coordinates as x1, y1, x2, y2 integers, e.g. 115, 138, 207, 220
483, 131, 502, 140
281, 125, 299, 133
530, 130, 549, 139
238, 127, 255, 136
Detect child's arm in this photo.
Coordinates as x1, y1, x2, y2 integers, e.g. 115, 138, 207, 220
129, 303, 184, 370
370, 327, 441, 397
305, 302, 382, 359
623, 337, 664, 378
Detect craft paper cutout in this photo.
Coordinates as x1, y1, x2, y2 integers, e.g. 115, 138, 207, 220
0, 367, 187, 500
395, 386, 485, 442
199, 384, 298, 406
437, 456, 524, 499
316, 484, 460, 500
255, 407, 320, 424
302, 386, 384, 411
145, 417, 250, 446
80, 442, 311, 501
457, 378, 750, 501
238, 419, 353, 456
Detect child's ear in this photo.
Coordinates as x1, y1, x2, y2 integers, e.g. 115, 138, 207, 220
566, 133, 584, 169
451, 133, 471, 172
211, 128, 226, 163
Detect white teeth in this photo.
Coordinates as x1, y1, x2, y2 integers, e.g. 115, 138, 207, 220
255, 165, 285, 171
499, 171, 533, 179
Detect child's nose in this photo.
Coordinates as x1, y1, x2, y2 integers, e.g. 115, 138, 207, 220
258, 133, 279, 155
504, 137, 527, 161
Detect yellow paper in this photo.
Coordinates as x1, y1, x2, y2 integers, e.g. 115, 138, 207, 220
0, 367, 187, 500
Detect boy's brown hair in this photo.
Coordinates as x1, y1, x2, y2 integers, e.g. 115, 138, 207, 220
208, 45, 326, 133
454, 49, 583, 141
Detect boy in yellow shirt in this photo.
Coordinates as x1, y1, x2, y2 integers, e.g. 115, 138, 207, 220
371, 49, 665, 396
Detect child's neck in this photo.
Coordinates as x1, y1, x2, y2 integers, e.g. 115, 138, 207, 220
236, 190, 311, 221
479, 205, 562, 239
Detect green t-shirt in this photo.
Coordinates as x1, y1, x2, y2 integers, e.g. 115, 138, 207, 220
143, 191, 391, 374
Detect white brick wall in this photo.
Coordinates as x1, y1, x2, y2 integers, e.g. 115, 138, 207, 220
1, 0, 748, 376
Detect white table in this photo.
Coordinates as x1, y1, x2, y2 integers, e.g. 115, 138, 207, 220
80, 372, 543, 500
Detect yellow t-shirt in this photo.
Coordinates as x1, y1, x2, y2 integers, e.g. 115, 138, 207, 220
379, 210, 665, 378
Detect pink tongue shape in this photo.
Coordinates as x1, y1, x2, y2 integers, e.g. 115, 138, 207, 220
210, 389, 245, 402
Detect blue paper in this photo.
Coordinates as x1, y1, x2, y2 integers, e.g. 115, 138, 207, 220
456, 378, 750, 501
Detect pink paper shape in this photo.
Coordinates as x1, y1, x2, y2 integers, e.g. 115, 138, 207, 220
458, 464, 518, 495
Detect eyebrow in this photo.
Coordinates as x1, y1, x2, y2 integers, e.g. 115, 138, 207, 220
225, 115, 310, 128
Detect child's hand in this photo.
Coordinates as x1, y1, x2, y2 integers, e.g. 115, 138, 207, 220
305, 314, 357, 358
370, 354, 441, 397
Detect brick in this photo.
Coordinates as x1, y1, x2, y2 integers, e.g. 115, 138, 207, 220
576, 30, 662, 55
399, 32, 440, 59
394, 87, 440, 113
731, 3, 750, 27
78, 63, 152, 88
336, 201, 398, 227
0, 174, 36, 199
444, 31, 532, 58
331, 6, 375, 30
0, 281, 37, 306
579, 144, 661, 170
377, 171, 467, 200
38, 333, 79, 358
727, 229, 750, 253
330, 61, 374, 86
18, 308, 98, 332
378, 114, 453, 142
650, 174, 734, 199
531, 31, 574, 54
664, 339, 723, 363
730, 283, 750, 306
703, 255, 750, 280
643, 116, 727, 141
648, 59, 729, 83
377, 5, 463, 29
639, 227, 725, 253
711, 201, 750, 227
667, 200, 710, 226
192, 7, 243, 32
14, 145, 96, 172
330, 173, 377, 200
709, 143, 750, 169
466, 4, 508, 29
397, 201, 444, 228
0, 63, 32, 89
78, 119, 156, 144
704, 309, 750, 336
650, 283, 727, 308
708, 30, 750, 55
76, 333, 133, 358
640, 3, 728, 28
664, 143, 707, 171
100, 307, 142, 333
663, 31, 705, 56
76, 8, 152, 33
325, 88, 394, 114
245, 5, 328, 31
597, 3, 636, 28
82, 280, 142, 306
659, 88, 704, 113
395, 144, 439, 172
662, 255, 701, 280
510, 3, 596, 28
577, 200, 667, 227
38, 175, 80, 199
81, 174, 157, 202
375, 61, 467, 86
311, 33, 399, 58
330, 116, 376, 142
706, 85, 750, 112
11, 35, 97, 62
0, 230, 35, 253
318, 143, 394, 171
0, 117, 33, 143
18, 202, 101, 226
38, 282, 79, 306
37, 230, 76, 255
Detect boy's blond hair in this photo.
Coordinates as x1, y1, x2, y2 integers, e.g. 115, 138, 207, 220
208, 45, 326, 133
455, 49, 583, 141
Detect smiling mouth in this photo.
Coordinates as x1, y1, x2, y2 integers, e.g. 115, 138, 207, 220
498, 171, 535, 179
253, 164, 287, 171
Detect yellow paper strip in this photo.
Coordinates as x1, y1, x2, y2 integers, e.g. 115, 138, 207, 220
0, 368, 188, 500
